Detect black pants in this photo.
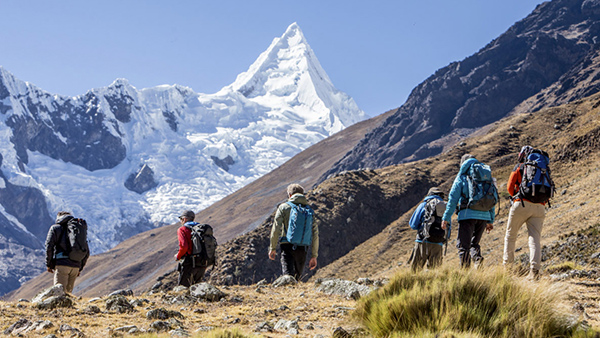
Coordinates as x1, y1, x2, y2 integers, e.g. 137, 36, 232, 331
178, 256, 207, 287
456, 219, 487, 268
280, 243, 308, 281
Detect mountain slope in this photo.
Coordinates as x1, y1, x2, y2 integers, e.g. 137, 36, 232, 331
7, 108, 391, 300
321, 0, 600, 181
0, 23, 365, 295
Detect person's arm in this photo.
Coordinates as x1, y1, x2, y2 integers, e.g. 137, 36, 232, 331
309, 216, 319, 270
507, 166, 521, 197
409, 201, 426, 230
443, 176, 463, 224
175, 227, 190, 260
45, 226, 58, 272
269, 205, 286, 259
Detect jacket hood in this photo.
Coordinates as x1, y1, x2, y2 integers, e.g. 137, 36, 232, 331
289, 193, 308, 205
459, 158, 479, 175
55, 214, 73, 225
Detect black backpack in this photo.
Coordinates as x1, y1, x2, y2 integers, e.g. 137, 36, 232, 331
185, 223, 217, 267
421, 198, 447, 243
63, 218, 89, 262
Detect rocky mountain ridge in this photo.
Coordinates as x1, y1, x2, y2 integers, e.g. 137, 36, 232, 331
322, 0, 600, 181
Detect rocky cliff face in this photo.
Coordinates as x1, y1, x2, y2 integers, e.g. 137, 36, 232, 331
322, 0, 600, 180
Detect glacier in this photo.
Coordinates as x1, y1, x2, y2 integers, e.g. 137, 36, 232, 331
0, 22, 366, 260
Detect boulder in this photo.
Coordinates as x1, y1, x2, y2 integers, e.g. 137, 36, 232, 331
272, 275, 297, 287
105, 295, 134, 313
32, 284, 66, 303
34, 295, 74, 310
189, 283, 226, 302
315, 278, 374, 300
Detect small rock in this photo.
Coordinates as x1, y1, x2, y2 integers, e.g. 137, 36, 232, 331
273, 275, 297, 287
82, 305, 101, 314
4, 318, 31, 335
115, 325, 138, 332
108, 289, 134, 297
256, 321, 274, 332
150, 320, 171, 332
288, 328, 300, 335
274, 319, 300, 332
147, 308, 184, 320
42, 335, 58, 338
172, 286, 189, 294
279, 305, 290, 311
304, 323, 315, 330
230, 296, 243, 303
88, 297, 102, 303
257, 279, 268, 286
194, 308, 207, 314
332, 327, 352, 338
18, 298, 29, 303
169, 328, 191, 337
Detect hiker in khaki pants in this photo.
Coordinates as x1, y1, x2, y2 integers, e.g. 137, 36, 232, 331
503, 146, 554, 279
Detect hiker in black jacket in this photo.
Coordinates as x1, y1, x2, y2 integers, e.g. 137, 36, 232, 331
45, 211, 90, 293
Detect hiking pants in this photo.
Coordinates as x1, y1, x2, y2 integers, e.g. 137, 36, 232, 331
54, 265, 79, 293
456, 219, 487, 268
503, 200, 545, 272
409, 241, 443, 271
178, 256, 207, 287
280, 243, 307, 281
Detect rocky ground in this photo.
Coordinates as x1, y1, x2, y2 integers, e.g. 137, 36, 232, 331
0, 276, 383, 338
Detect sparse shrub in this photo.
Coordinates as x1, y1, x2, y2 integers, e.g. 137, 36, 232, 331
135, 329, 252, 338
355, 267, 597, 338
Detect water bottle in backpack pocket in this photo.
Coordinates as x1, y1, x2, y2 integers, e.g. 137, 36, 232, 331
518, 149, 555, 204
282, 202, 314, 247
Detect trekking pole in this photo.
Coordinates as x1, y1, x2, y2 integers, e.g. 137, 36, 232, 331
444, 225, 451, 257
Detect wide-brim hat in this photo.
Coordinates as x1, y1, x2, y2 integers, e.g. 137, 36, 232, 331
427, 187, 444, 196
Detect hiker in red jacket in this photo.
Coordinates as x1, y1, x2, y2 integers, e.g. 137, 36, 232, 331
174, 210, 206, 287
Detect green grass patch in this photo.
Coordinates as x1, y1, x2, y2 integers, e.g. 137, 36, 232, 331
355, 268, 597, 338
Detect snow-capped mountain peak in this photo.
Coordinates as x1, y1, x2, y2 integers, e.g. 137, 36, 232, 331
0, 23, 365, 295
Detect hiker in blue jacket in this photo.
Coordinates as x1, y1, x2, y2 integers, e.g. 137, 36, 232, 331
408, 187, 448, 271
441, 154, 496, 269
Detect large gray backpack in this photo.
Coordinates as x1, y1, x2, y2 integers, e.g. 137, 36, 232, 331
64, 218, 88, 262
185, 223, 217, 267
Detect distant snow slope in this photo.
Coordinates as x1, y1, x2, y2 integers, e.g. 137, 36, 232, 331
0, 23, 365, 292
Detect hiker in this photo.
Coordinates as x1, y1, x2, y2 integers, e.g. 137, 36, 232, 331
441, 154, 497, 269
174, 210, 215, 287
408, 187, 448, 271
503, 146, 554, 279
268, 183, 319, 281
45, 211, 90, 293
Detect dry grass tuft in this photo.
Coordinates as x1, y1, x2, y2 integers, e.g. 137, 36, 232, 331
355, 267, 598, 338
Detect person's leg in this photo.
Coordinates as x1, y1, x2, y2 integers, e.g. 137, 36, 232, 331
54, 265, 69, 289
526, 202, 546, 274
292, 246, 308, 281
426, 243, 443, 269
503, 201, 528, 266
280, 243, 297, 278
470, 220, 487, 268
410, 242, 426, 272
191, 266, 207, 285
456, 220, 475, 268
65, 266, 79, 293
178, 259, 193, 287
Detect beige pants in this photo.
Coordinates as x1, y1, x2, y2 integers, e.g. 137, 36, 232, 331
503, 200, 545, 271
54, 265, 79, 293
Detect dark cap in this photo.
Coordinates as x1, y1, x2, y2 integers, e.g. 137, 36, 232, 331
179, 210, 195, 220
427, 187, 444, 197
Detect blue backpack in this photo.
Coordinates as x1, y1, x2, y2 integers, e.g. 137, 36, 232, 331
518, 149, 554, 204
463, 162, 499, 211
283, 202, 314, 247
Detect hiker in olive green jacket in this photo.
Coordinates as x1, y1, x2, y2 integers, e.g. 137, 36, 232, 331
268, 184, 319, 281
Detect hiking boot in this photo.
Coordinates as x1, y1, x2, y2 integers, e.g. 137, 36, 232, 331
527, 269, 540, 281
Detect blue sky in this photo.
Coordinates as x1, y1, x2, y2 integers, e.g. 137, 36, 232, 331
0, 1, 544, 116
